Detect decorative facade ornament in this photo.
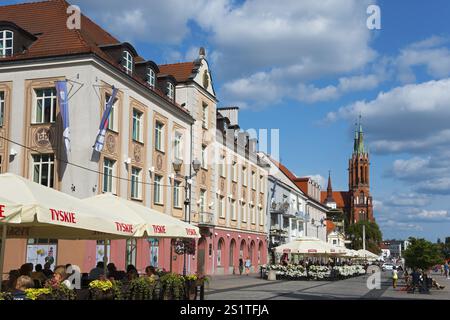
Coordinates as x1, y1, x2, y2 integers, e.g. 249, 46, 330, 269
106, 134, 115, 153
133, 144, 141, 163
156, 154, 163, 171
34, 127, 52, 147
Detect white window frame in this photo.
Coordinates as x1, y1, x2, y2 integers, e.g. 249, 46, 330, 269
0, 91, 4, 127
202, 103, 208, 129
126, 238, 137, 266
102, 158, 117, 194
199, 190, 206, 213
31, 154, 55, 188
167, 82, 174, 100
252, 171, 256, 190
122, 50, 133, 75
242, 166, 247, 186
242, 202, 247, 222
201, 145, 207, 169
174, 132, 182, 161
155, 121, 164, 152
251, 205, 256, 224
0, 154, 2, 174
132, 109, 143, 142
153, 174, 163, 205
33, 88, 57, 124
219, 154, 226, 178
259, 207, 264, 226
130, 167, 142, 200
173, 180, 182, 208
105, 93, 119, 132
218, 196, 225, 218
231, 199, 237, 221
0, 30, 13, 57
147, 68, 156, 88
232, 161, 237, 182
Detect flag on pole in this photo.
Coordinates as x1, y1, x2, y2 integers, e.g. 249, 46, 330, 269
55, 81, 71, 152
94, 86, 118, 152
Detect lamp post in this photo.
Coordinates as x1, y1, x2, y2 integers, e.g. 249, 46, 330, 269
173, 159, 201, 276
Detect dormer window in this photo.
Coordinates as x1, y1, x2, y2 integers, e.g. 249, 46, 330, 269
0, 30, 13, 57
167, 82, 174, 101
122, 50, 133, 75
147, 68, 156, 88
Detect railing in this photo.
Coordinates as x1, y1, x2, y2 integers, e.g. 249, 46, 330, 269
198, 212, 215, 226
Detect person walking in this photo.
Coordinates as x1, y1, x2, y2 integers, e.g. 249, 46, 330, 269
444, 261, 449, 279
238, 258, 244, 275
392, 266, 398, 289
245, 257, 251, 276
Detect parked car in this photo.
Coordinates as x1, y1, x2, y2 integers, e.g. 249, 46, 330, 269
382, 263, 394, 271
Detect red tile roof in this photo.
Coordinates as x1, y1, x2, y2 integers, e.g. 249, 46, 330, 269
0, 0, 190, 115
327, 220, 336, 234
158, 62, 196, 83
320, 191, 350, 209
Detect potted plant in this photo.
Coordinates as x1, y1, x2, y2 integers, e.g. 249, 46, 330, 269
0, 292, 13, 300
25, 288, 53, 300
89, 279, 116, 300
160, 273, 185, 300
126, 277, 156, 300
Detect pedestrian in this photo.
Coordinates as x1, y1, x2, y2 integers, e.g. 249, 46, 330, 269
239, 258, 244, 275
392, 266, 398, 288
245, 257, 251, 276
444, 261, 449, 279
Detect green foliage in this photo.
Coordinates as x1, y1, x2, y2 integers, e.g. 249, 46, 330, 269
0, 292, 13, 300
160, 273, 185, 300
126, 277, 156, 300
346, 220, 382, 254
403, 237, 444, 270
88, 279, 119, 300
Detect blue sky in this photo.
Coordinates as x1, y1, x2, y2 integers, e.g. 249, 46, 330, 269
6, 0, 450, 241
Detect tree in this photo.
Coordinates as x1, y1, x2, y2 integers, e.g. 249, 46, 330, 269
346, 221, 382, 254
403, 237, 443, 270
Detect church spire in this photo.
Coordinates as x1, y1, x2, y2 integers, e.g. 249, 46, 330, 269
326, 170, 334, 203
353, 115, 365, 155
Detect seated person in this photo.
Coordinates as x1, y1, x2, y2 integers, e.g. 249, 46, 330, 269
31, 264, 48, 287
89, 262, 105, 280
12, 276, 34, 300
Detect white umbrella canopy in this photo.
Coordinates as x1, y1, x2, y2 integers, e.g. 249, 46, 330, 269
356, 249, 379, 260
275, 237, 340, 255
0, 173, 143, 240
82, 194, 200, 239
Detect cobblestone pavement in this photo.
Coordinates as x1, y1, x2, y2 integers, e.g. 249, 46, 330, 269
205, 272, 450, 300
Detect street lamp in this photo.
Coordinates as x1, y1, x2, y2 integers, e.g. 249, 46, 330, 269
172, 159, 201, 276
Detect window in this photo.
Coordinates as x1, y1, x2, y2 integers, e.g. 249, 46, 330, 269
199, 190, 206, 213
0, 30, 13, 57
122, 50, 133, 75
201, 145, 207, 169
147, 68, 156, 88
155, 121, 164, 152
173, 181, 181, 208
167, 82, 174, 100
126, 238, 137, 266
218, 155, 226, 178
103, 158, 116, 193
242, 167, 247, 186
130, 167, 142, 200
26, 239, 57, 270
218, 196, 225, 218
252, 171, 256, 190
260, 175, 264, 192
153, 175, 163, 205
32, 154, 54, 188
174, 132, 182, 160
359, 192, 364, 205
232, 161, 237, 182
105, 93, 118, 132
242, 202, 247, 222
33, 88, 56, 124
251, 205, 256, 224
0, 155, 2, 173
95, 240, 110, 264
132, 109, 143, 142
202, 103, 208, 129
231, 199, 237, 220
333, 240, 337, 245
0, 91, 4, 127
259, 207, 264, 226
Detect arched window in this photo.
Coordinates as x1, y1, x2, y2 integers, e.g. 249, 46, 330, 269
122, 50, 133, 74
359, 210, 366, 221
147, 68, 155, 88
359, 192, 364, 205
0, 30, 13, 57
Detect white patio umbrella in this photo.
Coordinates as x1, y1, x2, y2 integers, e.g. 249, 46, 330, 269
0, 173, 144, 289
274, 237, 340, 255
82, 193, 200, 239
356, 249, 379, 260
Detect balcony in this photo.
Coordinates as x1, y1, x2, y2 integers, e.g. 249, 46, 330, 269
198, 212, 215, 227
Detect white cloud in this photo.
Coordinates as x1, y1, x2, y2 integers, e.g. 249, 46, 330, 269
384, 193, 431, 207
326, 78, 450, 154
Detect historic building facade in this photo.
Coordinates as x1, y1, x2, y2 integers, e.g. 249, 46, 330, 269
0, 0, 195, 274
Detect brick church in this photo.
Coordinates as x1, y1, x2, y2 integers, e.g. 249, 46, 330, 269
321, 120, 374, 226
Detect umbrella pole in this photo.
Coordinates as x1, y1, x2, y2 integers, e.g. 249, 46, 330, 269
103, 239, 108, 278
0, 224, 6, 291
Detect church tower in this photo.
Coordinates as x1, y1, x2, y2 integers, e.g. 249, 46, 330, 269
348, 118, 374, 223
